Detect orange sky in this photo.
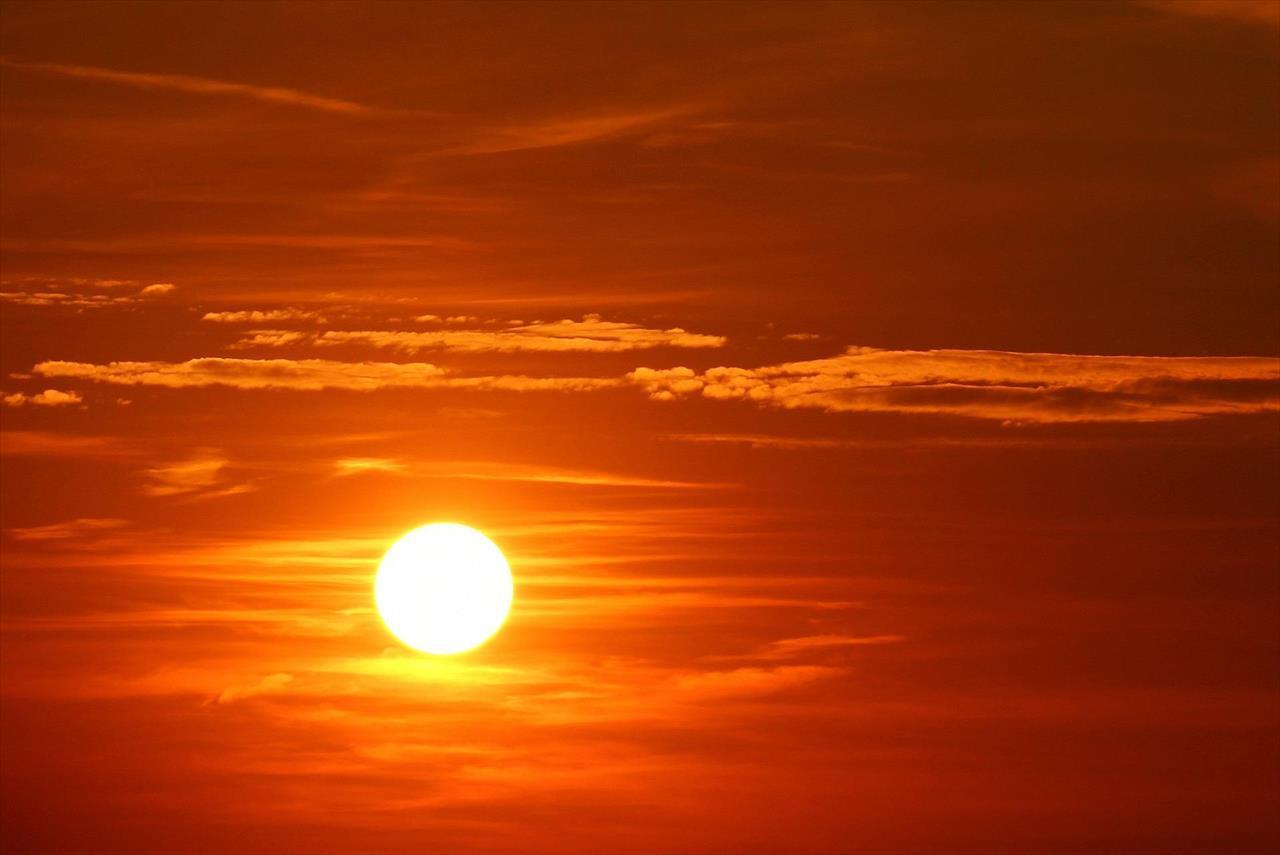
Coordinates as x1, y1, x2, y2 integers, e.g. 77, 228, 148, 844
1, 2, 1278, 853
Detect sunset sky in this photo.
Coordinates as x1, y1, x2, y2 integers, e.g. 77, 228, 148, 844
1, 2, 1278, 853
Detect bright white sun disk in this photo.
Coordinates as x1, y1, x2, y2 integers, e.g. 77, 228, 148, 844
374, 523, 514, 655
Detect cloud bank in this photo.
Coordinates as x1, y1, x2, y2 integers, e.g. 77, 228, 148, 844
34, 358, 620, 393
628, 347, 1280, 423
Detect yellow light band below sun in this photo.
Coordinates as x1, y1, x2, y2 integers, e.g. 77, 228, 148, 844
374, 523, 514, 655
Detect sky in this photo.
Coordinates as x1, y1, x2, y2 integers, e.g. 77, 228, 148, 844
1, 1, 1278, 853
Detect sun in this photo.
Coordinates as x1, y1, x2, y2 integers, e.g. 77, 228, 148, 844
374, 523, 514, 655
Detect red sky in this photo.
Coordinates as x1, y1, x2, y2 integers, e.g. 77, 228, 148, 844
1, 2, 1278, 853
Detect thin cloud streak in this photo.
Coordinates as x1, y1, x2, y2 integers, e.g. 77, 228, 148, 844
7, 518, 129, 541
0, 430, 137, 458
332, 458, 731, 490
438, 107, 694, 155
0, 56, 374, 114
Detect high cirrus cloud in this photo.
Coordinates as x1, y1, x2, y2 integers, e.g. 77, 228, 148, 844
33, 358, 620, 393
230, 314, 725, 353
627, 346, 1280, 424
0, 57, 373, 113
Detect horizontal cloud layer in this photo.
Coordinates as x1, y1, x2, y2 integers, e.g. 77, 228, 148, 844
0, 280, 177, 309
628, 347, 1280, 423
34, 358, 620, 393
29, 346, 1280, 424
231, 314, 725, 353
202, 308, 325, 323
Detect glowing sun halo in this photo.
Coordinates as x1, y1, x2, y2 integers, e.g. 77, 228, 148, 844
374, 523, 514, 655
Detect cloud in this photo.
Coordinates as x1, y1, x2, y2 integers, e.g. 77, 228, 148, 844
0, 56, 373, 113
142, 448, 255, 499
754, 634, 906, 660
0, 430, 134, 457
0, 291, 131, 308
444, 108, 691, 155
516, 315, 724, 348
7, 518, 129, 541
330, 455, 726, 488
229, 331, 310, 348
0, 279, 177, 308
333, 457, 407, 476
33, 357, 621, 393
215, 672, 294, 705
202, 308, 325, 323
231, 314, 725, 354
671, 665, 844, 702
628, 347, 1280, 423
415, 460, 730, 490
2, 389, 82, 407
664, 432, 1192, 451
666, 433, 862, 450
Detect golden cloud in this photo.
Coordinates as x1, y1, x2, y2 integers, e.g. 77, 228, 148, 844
142, 448, 239, 497
202, 308, 324, 323
33, 357, 621, 393
2, 389, 83, 407
628, 347, 1280, 423
231, 314, 725, 353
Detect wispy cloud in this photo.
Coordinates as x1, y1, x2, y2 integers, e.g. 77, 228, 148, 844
7, 517, 128, 541
410, 460, 731, 490
34, 358, 621, 393
667, 433, 863, 450
751, 634, 906, 660
669, 665, 844, 702
142, 448, 255, 499
629, 347, 1280, 423
332, 457, 408, 476
215, 672, 294, 705
331, 455, 719, 488
232, 314, 725, 354
0, 56, 374, 113
0, 430, 135, 458
443, 107, 692, 155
